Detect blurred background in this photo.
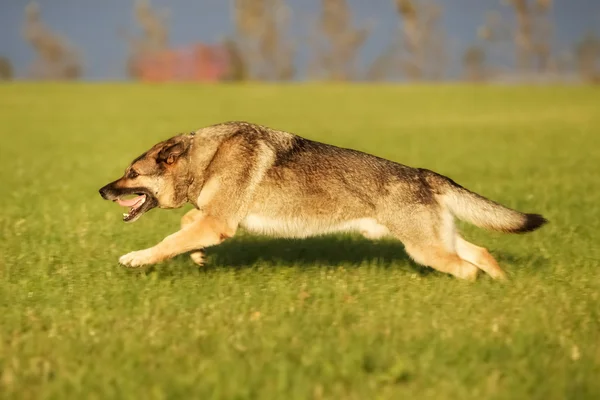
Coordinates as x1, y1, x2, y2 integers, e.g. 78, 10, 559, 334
0, 0, 599, 84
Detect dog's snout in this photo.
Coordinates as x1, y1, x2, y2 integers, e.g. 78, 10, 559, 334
99, 185, 112, 200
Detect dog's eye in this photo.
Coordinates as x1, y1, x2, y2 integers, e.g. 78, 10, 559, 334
128, 170, 139, 179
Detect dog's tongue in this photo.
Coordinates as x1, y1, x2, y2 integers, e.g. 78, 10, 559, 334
116, 195, 145, 207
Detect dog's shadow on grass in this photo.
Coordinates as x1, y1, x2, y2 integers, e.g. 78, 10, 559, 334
149, 233, 546, 278
175, 233, 435, 276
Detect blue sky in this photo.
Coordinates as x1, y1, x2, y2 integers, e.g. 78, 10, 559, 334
1, 0, 598, 80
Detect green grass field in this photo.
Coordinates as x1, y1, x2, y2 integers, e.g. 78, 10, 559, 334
0, 83, 599, 399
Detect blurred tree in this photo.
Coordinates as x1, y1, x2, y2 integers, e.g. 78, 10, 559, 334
21, 2, 83, 80
0, 57, 13, 80
480, 0, 553, 75
509, 0, 552, 72
397, 0, 444, 80
309, 0, 370, 81
367, 42, 398, 81
222, 38, 249, 81
368, 0, 445, 82
123, 0, 170, 79
232, 0, 295, 81
575, 33, 600, 83
462, 46, 486, 82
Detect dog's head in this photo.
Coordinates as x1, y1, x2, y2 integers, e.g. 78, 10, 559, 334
99, 134, 194, 223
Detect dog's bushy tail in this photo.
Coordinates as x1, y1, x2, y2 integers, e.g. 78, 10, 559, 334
427, 171, 547, 234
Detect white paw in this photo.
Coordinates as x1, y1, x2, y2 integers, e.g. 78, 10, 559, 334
119, 249, 155, 268
189, 250, 205, 266
459, 263, 479, 281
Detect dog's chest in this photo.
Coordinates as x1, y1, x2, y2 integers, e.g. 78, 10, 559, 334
240, 214, 389, 239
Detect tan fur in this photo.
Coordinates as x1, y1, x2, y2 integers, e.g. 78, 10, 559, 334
119, 213, 234, 267
404, 243, 480, 281
455, 236, 507, 280
181, 209, 205, 266
100, 121, 547, 280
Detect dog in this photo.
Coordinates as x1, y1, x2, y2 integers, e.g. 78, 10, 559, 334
99, 121, 547, 280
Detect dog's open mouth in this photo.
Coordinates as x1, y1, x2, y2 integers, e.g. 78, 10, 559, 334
115, 193, 151, 222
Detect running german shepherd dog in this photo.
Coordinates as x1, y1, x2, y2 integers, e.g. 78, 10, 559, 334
99, 121, 546, 280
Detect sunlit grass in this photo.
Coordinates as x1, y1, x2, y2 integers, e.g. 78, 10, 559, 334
0, 83, 598, 399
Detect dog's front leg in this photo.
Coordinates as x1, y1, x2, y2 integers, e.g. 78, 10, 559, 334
118, 215, 236, 268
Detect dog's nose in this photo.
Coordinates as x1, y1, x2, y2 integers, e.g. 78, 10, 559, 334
99, 186, 109, 199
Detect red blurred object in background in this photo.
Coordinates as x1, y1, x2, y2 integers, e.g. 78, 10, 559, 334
132, 43, 230, 82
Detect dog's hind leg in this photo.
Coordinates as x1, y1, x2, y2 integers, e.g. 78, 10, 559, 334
387, 210, 479, 281
403, 242, 479, 281
181, 208, 205, 266
455, 235, 507, 280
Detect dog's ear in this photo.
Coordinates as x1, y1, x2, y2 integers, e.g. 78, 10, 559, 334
156, 137, 190, 165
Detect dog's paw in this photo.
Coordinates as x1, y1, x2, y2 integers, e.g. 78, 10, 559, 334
119, 249, 156, 268
189, 250, 205, 266
457, 263, 479, 282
